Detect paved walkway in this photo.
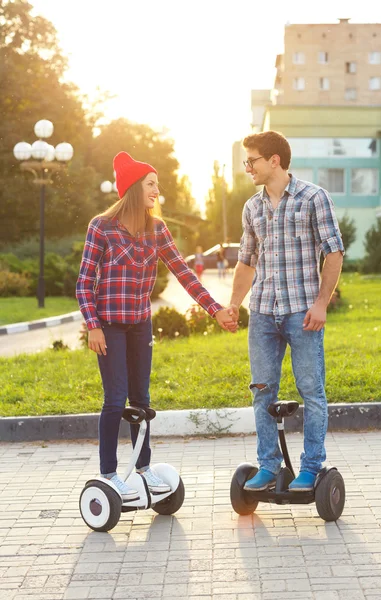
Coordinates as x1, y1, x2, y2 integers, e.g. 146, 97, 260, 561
1, 431, 381, 600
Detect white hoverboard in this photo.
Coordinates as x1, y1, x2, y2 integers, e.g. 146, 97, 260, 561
79, 407, 185, 532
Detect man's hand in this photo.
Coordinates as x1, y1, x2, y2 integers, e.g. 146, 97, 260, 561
215, 308, 238, 333
88, 328, 107, 355
303, 302, 327, 331
227, 304, 239, 321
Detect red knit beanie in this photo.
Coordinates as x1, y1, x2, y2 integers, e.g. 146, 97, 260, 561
113, 152, 157, 199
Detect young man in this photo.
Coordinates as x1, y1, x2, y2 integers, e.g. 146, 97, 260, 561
229, 130, 344, 492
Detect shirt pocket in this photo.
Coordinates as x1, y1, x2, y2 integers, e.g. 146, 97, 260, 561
112, 243, 156, 267
253, 216, 267, 243
285, 211, 309, 239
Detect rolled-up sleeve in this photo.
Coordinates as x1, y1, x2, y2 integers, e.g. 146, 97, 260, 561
237, 201, 258, 267
311, 189, 345, 257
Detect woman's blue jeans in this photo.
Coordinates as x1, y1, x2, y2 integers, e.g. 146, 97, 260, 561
97, 319, 153, 475
248, 309, 328, 475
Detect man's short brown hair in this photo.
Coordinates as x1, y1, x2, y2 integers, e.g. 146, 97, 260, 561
243, 130, 291, 170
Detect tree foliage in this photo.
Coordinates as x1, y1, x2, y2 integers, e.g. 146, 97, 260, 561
338, 214, 356, 255
199, 164, 256, 248
0, 0, 191, 249
90, 119, 180, 210
362, 218, 381, 273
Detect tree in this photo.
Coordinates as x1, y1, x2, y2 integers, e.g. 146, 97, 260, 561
227, 173, 256, 242
362, 218, 381, 274
90, 119, 180, 210
0, 0, 97, 246
200, 165, 256, 249
200, 161, 226, 248
338, 214, 356, 255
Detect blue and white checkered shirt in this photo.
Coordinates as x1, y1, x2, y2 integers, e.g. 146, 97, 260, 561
238, 175, 345, 315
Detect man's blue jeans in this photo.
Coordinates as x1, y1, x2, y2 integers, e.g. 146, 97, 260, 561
97, 319, 153, 475
248, 309, 328, 475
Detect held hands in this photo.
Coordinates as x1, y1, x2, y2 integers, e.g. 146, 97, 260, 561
88, 328, 107, 355
215, 305, 239, 333
303, 301, 327, 332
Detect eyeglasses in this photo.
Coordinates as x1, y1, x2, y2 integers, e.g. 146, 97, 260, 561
243, 156, 264, 169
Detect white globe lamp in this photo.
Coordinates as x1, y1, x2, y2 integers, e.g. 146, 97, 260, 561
44, 144, 56, 162
55, 142, 74, 162
13, 142, 32, 161
34, 120, 54, 139
100, 180, 113, 194
31, 140, 49, 160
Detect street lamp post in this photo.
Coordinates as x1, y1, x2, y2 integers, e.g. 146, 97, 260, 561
13, 120, 74, 308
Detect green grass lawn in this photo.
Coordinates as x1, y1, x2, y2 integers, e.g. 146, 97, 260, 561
1, 273, 380, 416
0, 297, 79, 327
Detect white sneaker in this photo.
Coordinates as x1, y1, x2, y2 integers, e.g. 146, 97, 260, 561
104, 475, 139, 501
140, 468, 171, 493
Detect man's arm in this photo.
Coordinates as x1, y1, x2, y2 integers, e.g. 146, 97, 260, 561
228, 261, 255, 317
303, 251, 343, 331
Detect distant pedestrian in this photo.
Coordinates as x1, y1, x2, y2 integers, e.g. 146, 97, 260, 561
194, 245, 204, 281
216, 243, 227, 279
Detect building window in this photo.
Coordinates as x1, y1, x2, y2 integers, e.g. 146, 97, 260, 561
290, 168, 314, 182
369, 77, 381, 90
293, 77, 305, 91
345, 61, 356, 73
369, 52, 381, 64
351, 169, 378, 195
318, 51, 329, 64
319, 77, 330, 90
293, 52, 305, 64
289, 138, 378, 158
344, 87, 357, 100
318, 169, 345, 193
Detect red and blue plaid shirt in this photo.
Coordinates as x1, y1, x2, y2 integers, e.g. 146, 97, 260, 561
76, 217, 223, 330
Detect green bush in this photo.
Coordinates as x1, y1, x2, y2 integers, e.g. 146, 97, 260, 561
0, 253, 26, 273
0, 271, 32, 297
152, 306, 189, 339
186, 304, 220, 334
238, 305, 249, 328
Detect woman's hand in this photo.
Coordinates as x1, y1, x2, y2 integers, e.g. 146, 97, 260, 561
215, 308, 239, 333
88, 328, 107, 355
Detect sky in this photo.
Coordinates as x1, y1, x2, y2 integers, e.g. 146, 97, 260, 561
31, 0, 381, 212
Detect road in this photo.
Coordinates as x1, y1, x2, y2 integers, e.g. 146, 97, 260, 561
1, 270, 249, 357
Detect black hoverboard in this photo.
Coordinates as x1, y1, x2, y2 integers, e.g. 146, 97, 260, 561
230, 401, 345, 521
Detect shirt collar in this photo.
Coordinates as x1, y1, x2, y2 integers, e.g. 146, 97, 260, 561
260, 173, 295, 202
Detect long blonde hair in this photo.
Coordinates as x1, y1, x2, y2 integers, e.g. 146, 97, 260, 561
98, 177, 161, 235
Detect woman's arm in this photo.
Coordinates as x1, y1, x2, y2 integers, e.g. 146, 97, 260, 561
76, 218, 106, 331
157, 222, 237, 330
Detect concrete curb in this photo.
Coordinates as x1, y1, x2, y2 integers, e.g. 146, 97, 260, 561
1, 403, 381, 442
0, 310, 83, 336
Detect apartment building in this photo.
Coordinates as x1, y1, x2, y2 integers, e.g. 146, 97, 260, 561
274, 19, 381, 106
236, 19, 381, 259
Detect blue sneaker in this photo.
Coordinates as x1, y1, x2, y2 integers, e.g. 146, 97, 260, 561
244, 469, 276, 491
288, 471, 316, 492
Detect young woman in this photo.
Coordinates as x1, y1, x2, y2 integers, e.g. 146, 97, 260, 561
76, 152, 237, 499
